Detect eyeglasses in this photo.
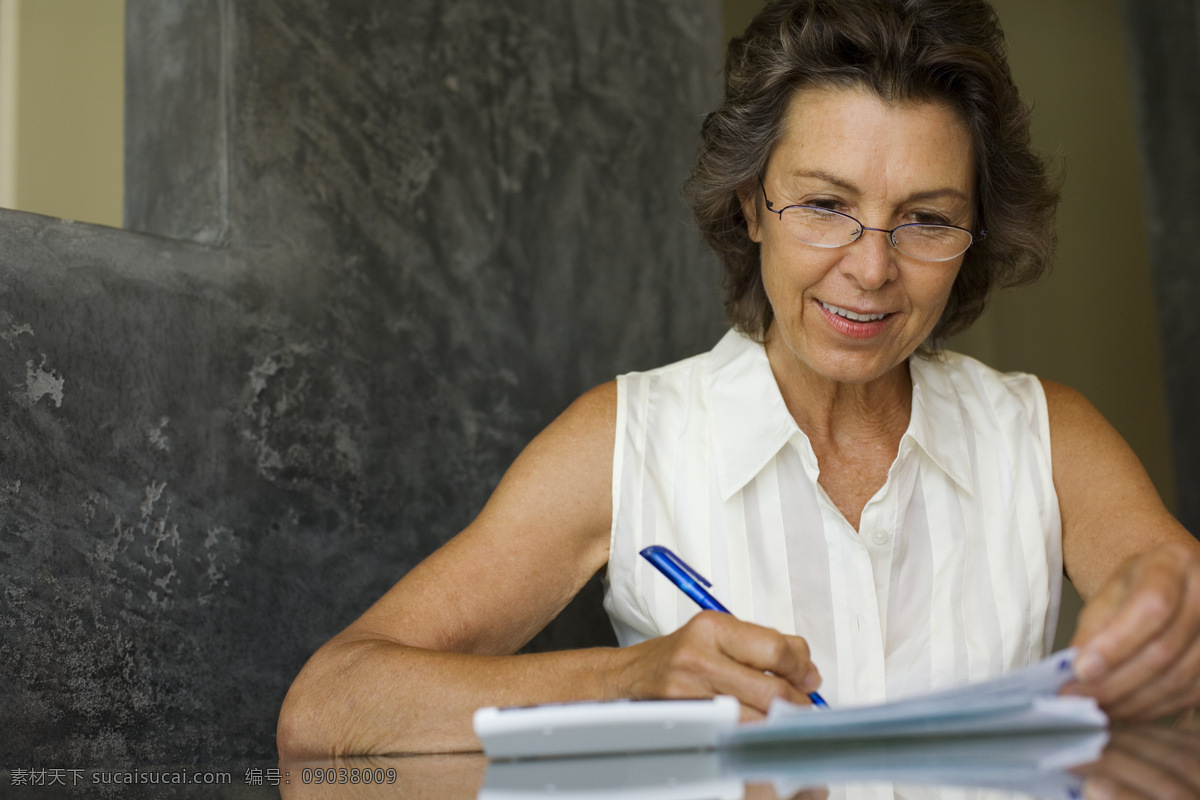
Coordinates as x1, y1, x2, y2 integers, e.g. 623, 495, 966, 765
759, 182, 985, 263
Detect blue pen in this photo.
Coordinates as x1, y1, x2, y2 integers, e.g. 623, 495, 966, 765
640, 545, 829, 708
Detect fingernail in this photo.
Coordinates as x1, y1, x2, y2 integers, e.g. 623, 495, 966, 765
1083, 776, 1116, 800
802, 670, 822, 691
1075, 651, 1107, 682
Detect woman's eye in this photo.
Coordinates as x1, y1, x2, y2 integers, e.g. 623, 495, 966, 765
911, 211, 952, 226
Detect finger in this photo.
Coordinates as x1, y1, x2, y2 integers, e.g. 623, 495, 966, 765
709, 656, 819, 714
662, 658, 812, 715
721, 633, 823, 699
739, 704, 767, 723
711, 620, 820, 692
1072, 566, 1200, 714
1104, 637, 1200, 721
639, 614, 817, 712
1071, 556, 1187, 683
696, 615, 822, 711
1082, 615, 1200, 715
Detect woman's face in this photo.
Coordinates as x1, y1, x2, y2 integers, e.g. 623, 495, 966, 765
745, 86, 975, 387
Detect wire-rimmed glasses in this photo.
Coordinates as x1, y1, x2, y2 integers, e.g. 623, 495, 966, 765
760, 183, 985, 262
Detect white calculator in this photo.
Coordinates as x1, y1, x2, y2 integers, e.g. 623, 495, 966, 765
473, 696, 740, 760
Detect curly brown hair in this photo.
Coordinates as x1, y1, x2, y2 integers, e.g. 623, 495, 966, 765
686, 0, 1060, 341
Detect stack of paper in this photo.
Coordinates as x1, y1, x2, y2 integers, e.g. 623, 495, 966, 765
729, 648, 1105, 745
474, 649, 1106, 760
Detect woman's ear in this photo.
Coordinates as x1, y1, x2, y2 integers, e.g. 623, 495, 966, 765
738, 187, 763, 243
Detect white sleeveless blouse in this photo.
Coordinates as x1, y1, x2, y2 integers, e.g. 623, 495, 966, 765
603, 329, 1062, 706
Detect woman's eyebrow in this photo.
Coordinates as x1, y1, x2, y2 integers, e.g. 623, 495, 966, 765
788, 169, 860, 193
789, 170, 970, 205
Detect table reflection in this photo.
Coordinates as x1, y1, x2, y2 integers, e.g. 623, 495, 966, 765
278, 721, 1200, 800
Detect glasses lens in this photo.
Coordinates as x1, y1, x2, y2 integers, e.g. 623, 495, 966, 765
893, 224, 973, 261
782, 206, 860, 247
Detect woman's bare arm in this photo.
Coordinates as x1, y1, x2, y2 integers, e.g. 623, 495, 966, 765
277, 381, 821, 758
276, 383, 620, 757
1045, 379, 1200, 719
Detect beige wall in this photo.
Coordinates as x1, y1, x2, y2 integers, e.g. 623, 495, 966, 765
960, 0, 1172, 502
0, 0, 124, 227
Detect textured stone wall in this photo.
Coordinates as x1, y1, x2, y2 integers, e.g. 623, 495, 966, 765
1122, 0, 1200, 536
1, 0, 725, 765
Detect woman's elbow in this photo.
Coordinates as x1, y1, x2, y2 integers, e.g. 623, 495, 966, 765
276, 667, 329, 762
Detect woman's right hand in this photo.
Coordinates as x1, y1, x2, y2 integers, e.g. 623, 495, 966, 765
613, 610, 823, 718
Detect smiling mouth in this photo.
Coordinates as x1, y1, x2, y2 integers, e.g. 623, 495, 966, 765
819, 301, 890, 322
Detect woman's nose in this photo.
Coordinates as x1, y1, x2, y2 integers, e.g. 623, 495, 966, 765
838, 227, 897, 290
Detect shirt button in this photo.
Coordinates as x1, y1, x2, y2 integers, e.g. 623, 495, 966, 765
871, 529, 889, 546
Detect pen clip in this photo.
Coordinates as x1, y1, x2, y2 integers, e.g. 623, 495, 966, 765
642, 545, 712, 588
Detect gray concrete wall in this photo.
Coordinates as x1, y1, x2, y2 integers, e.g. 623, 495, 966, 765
1122, 0, 1200, 537
1, 0, 725, 766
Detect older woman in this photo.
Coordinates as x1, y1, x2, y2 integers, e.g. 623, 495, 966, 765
277, 0, 1200, 758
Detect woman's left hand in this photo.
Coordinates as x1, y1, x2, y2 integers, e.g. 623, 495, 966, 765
1066, 541, 1200, 720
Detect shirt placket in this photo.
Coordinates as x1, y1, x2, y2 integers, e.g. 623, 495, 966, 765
843, 506, 890, 705
799, 441, 891, 706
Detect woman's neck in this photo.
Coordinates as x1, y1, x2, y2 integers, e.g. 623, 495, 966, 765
764, 332, 913, 449
763, 329, 915, 530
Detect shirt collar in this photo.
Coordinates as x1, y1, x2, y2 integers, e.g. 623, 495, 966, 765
703, 330, 974, 501
905, 353, 975, 495
704, 330, 807, 502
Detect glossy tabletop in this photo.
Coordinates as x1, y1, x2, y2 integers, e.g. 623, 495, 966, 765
277, 720, 1200, 800
7, 717, 1194, 798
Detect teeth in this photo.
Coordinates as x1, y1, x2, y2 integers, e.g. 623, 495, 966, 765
821, 301, 887, 322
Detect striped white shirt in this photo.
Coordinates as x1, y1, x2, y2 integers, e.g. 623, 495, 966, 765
603, 329, 1062, 706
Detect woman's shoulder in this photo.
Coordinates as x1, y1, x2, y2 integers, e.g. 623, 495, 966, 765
1035, 378, 1120, 455
553, 380, 618, 441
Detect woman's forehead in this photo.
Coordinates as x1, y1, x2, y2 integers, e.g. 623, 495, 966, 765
769, 86, 975, 197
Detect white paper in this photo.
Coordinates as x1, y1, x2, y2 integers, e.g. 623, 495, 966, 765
727, 648, 1106, 746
